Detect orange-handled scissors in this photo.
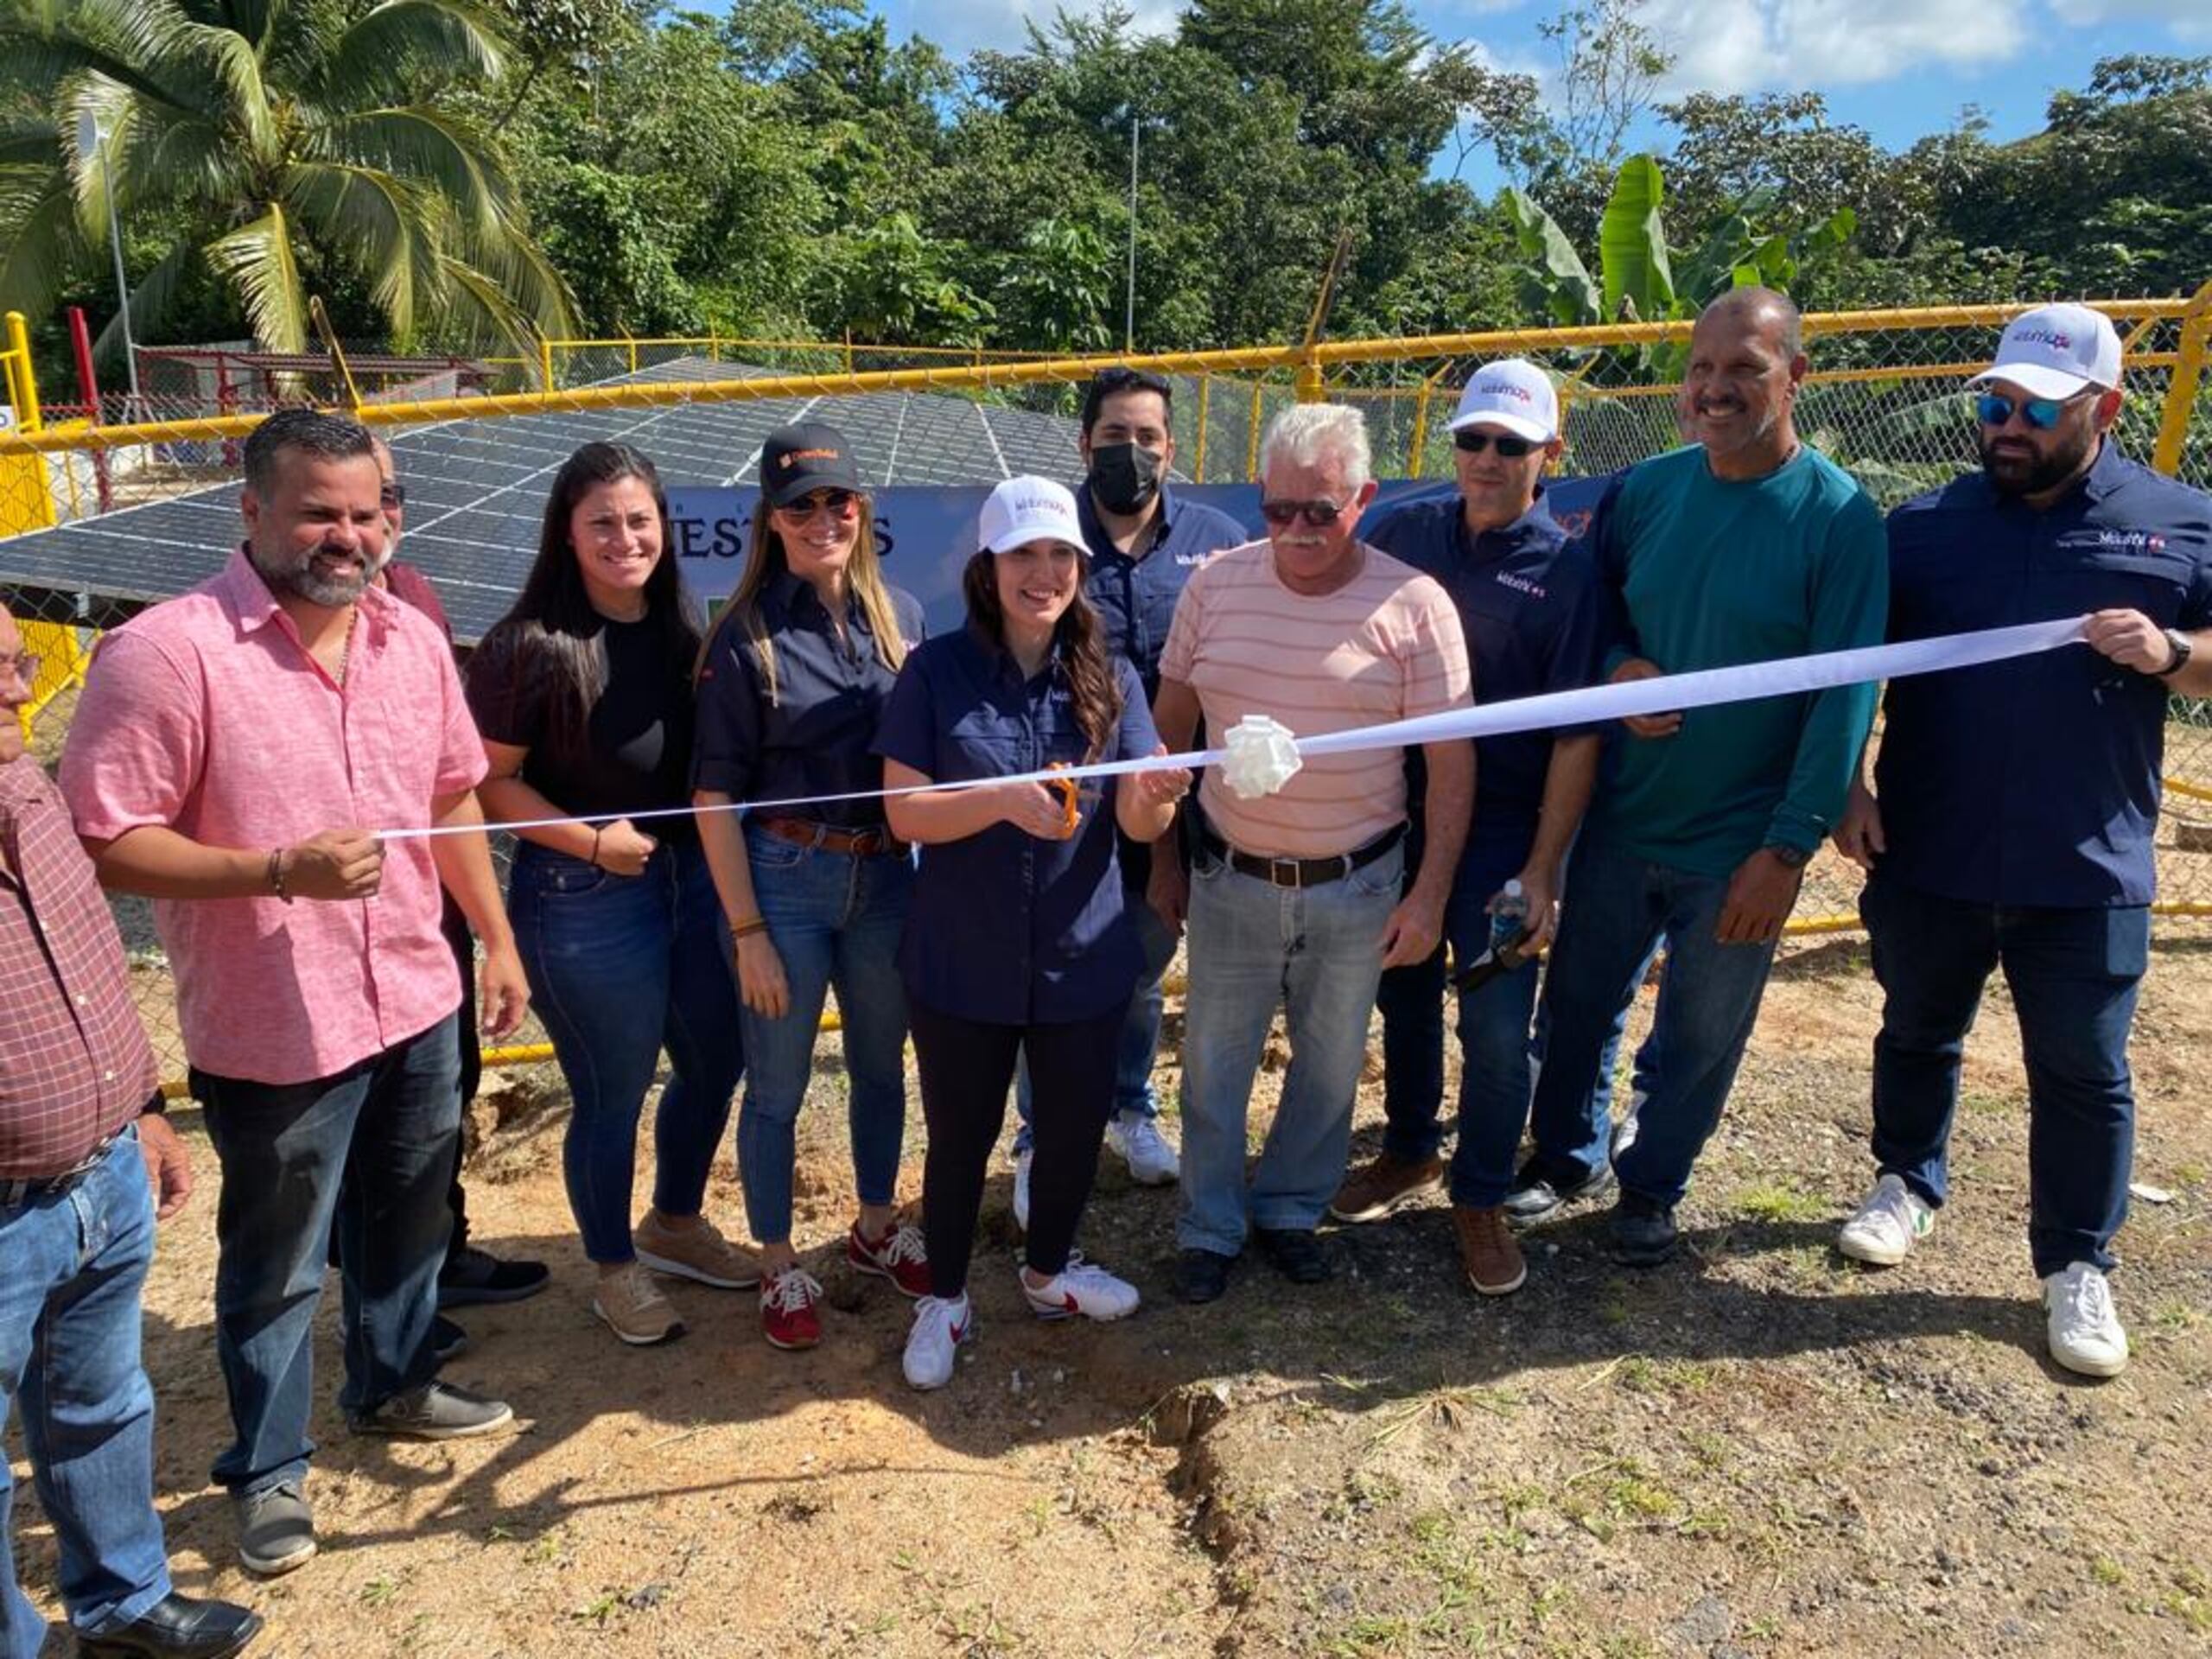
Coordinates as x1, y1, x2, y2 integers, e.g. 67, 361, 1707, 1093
1044, 762, 1081, 836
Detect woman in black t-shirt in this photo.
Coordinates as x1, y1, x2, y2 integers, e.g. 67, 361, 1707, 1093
466, 442, 751, 1348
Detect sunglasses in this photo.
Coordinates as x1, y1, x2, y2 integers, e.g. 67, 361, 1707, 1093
1974, 391, 2088, 431
379, 482, 405, 508
1452, 429, 1539, 459
775, 489, 861, 522
1259, 497, 1352, 528
0, 652, 42, 685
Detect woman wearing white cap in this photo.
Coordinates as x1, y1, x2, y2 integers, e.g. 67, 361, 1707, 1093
873, 475, 1190, 1389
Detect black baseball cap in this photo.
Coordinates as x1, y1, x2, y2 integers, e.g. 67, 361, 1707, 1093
759, 423, 862, 506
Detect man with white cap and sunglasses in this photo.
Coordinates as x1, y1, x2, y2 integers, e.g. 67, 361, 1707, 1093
1834, 302, 2212, 1377
1330, 360, 1605, 1298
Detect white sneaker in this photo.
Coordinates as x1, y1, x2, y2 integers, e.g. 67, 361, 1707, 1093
902, 1294, 972, 1390
2044, 1262, 2129, 1378
1021, 1256, 1141, 1322
1610, 1089, 1648, 1160
1106, 1113, 1180, 1185
1837, 1173, 1936, 1267
1013, 1147, 1033, 1232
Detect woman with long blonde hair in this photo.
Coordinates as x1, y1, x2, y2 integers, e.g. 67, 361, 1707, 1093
693, 423, 928, 1351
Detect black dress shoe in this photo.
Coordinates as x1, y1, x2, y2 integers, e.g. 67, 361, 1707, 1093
1501, 1155, 1617, 1227
1609, 1191, 1679, 1268
1254, 1227, 1332, 1285
438, 1243, 550, 1308
1175, 1248, 1236, 1305
79, 1592, 263, 1659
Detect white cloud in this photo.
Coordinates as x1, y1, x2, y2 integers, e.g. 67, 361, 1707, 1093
2044, 0, 2210, 40
1634, 0, 2030, 94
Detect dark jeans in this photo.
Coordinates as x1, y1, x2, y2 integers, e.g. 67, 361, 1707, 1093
1527, 835, 1780, 1207
510, 838, 743, 1264
1862, 872, 2147, 1277
908, 996, 1128, 1296
1, 1128, 169, 1656
194, 1014, 462, 1495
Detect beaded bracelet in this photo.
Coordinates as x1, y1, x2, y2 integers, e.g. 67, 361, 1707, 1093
267, 848, 293, 904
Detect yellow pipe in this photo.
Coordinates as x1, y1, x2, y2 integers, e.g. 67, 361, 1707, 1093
1193, 373, 1211, 482
2166, 776, 2212, 804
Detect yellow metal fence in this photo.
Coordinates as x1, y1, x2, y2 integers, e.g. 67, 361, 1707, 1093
3, 299, 2210, 1096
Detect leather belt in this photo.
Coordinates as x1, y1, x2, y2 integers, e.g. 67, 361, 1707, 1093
1198, 820, 1406, 890
754, 817, 908, 858
0, 1131, 120, 1209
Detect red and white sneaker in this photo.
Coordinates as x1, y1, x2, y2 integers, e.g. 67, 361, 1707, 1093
903, 1294, 971, 1390
1020, 1255, 1141, 1323
848, 1220, 931, 1299
760, 1266, 823, 1351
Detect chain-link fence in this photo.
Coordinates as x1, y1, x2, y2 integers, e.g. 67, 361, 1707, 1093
5, 300, 2210, 1095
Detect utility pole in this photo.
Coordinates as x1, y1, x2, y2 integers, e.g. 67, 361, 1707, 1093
75, 114, 140, 410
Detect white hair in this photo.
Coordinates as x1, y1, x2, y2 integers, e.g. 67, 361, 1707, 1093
1259, 404, 1371, 489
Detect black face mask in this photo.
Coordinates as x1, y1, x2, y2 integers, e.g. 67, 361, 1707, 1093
1087, 442, 1164, 516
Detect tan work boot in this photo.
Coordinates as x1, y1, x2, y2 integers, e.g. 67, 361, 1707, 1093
1453, 1205, 1527, 1297
634, 1211, 762, 1288
1328, 1152, 1446, 1223
593, 1261, 686, 1345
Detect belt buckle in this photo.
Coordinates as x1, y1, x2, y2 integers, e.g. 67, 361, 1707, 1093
1269, 855, 1303, 890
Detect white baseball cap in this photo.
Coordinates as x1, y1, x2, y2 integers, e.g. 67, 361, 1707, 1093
1970, 303, 2123, 401
1446, 358, 1560, 444
980, 475, 1085, 555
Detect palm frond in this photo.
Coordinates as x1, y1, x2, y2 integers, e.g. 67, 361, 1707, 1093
0, 166, 82, 319
318, 0, 505, 108
88, 239, 194, 376
283, 159, 436, 341
205, 201, 308, 350
313, 105, 512, 234
168, 11, 276, 162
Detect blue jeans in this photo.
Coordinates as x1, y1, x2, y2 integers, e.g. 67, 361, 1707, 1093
1177, 842, 1403, 1254
736, 827, 913, 1245
1527, 835, 1780, 1207
1013, 893, 1176, 1152
511, 839, 743, 1264
194, 1014, 461, 1495
2, 1129, 168, 1657
1862, 873, 2146, 1278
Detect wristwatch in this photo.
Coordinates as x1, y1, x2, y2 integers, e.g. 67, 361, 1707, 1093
1764, 842, 1811, 870
2154, 627, 2192, 678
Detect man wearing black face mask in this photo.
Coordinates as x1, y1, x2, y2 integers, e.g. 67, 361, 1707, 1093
1833, 303, 2212, 1380
1007, 369, 1243, 1218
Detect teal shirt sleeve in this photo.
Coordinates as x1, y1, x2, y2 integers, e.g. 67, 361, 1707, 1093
1764, 486, 1890, 853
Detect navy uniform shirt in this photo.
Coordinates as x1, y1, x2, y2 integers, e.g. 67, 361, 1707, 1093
874, 627, 1160, 1026
1878, 441, 2212, 907
1077, 480, 1247, 696
692, 571, 925, 826
1364, 488, 1606, 891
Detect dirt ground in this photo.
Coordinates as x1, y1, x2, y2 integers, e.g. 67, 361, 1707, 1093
12, 931, 2212, 1659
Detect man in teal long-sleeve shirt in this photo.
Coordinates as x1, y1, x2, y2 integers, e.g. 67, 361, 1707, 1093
1510, 287, 1888, 1266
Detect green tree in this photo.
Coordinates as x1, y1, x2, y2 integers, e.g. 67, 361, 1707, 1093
0, 0, 576, 358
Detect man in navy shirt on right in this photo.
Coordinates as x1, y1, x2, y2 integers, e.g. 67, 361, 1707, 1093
1834, 303, 2212, 1378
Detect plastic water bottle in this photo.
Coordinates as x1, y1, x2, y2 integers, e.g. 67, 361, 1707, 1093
1454, 879, 1530, 993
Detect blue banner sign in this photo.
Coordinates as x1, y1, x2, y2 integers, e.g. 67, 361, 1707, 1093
666, 478, 1610, 633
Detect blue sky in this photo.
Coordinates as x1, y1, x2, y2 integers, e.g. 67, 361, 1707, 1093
869, 0, 2209, 191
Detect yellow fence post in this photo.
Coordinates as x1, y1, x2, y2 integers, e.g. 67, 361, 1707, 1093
1, 310, 56, 539
625, 331, 639, 376
1293, 353, 1325, 404
538, 336, 555, 391
1246, 379, 1266, 480
2152, 311, 2208, 478
1193, 373, 1212, 482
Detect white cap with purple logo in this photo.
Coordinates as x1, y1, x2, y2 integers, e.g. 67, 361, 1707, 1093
980, 474, 1085, 555
1447, 358, 1560, 444
1970, 303, 2124, 401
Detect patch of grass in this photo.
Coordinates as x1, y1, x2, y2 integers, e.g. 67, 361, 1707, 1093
1733, 1181, 1830, 1224
1958, 1089, 2014, 1118
1617, 1355, 1715, 1395
1682, 1429, 1732, 1470
2091, 1556, 2126, 1587
359, 1576, 402, 1608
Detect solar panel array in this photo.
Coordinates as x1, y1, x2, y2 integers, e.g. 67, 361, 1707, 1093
0, 359, 1086, 643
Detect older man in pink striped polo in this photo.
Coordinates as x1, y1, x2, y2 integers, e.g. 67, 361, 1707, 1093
1152, 403, 1474, 1305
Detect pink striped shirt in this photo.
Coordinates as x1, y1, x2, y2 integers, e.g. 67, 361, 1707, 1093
1161, 539, 1471, 858
59, 551, 486, 1086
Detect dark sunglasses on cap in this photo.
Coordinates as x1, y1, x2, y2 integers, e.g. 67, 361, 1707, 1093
1974, 391, 2091, 431
774, 489, 861, 521
1259, 497, 1352, 528
1452, 429, 1540, 459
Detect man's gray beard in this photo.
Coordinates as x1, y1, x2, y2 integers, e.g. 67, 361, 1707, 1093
248, 544, 369, 607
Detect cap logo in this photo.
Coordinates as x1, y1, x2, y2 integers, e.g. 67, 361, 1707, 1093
2014, 330, 2073, 352
779, 447, 842, 467
1476, 379, 1533, 402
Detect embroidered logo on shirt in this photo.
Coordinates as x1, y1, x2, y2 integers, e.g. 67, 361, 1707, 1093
2063, 529, 2169, 553
1494, 570, 1548, 599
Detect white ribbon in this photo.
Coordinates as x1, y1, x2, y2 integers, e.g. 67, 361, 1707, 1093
378, 615, 2088, 840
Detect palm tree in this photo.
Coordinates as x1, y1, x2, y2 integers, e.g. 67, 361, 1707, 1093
0, 0, 576, 362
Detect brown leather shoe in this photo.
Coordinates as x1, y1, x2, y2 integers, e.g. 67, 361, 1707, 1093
1328, 1152, 1446, 1223
1453, 1204, 1527, 1296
